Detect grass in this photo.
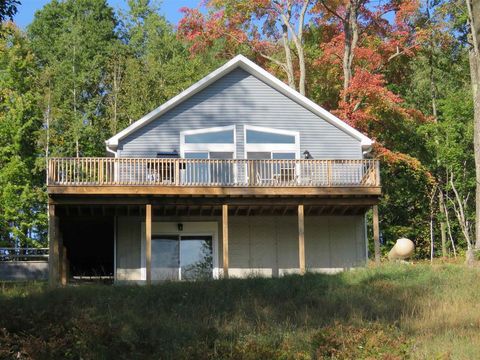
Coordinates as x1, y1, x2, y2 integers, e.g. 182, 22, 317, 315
1, 262, 480, 359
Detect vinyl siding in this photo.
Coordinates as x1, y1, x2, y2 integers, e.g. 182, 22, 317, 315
114, 215, 366, 282
117, 68, 362, 159
116, 216, 142, 281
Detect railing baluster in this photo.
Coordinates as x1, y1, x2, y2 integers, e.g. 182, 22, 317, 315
45, 158, 380, 189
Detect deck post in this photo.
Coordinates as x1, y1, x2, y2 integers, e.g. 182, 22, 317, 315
222, 204, 229, 278
48, 203, 61, 287
146, 204, 152, 285
373, 205, 380, 264
60, 245, 68, 286
298, 204, 305, 274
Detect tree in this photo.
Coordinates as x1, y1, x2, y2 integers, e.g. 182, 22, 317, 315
437, 89, 475, 256
28, 0, 118, 157
107, 0, 223, 129
0, 23, 46, 246
178, 0, 314, 95
0, 0, 19, 24
465, 0, 480, 255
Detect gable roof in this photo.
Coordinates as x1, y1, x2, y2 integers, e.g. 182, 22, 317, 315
106, 55, 373, 152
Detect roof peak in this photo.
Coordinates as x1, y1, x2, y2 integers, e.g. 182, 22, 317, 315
106, 54, 373, 152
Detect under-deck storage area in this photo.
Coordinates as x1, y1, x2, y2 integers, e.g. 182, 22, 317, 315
60, 216, 114, 279
115, 215, 366, 283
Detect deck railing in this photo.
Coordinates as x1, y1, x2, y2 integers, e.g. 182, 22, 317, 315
47, 158, 380, 187
0, 248, 49, 261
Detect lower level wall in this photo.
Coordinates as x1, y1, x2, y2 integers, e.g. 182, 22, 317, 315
115, 215, 366, 282
0, 261, 48, 281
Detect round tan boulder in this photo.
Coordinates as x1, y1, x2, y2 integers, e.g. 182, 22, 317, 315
388, 238, 415, 260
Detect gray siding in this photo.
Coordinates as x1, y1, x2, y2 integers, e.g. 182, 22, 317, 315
118, 68, 362, 159
116, 216, 142, 281
114, 215, 366, 282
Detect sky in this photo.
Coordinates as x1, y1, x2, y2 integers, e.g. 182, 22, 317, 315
13, 0, 200, 29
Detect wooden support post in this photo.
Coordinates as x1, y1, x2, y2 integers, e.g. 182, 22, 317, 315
298, 204, 305, 274
61, 245, 68, 286
48, 204, 61, 287
146, 204, 152, 285
222, 204, 229, 278
373, 205, 380, 264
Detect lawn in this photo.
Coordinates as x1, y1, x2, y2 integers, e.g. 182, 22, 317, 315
1, 263, 479, 359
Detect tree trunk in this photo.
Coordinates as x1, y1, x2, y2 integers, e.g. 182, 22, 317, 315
471, 52, 480, 249
466, 247, 476, 266
281, 23, 296, 90
296, 0, 309, 96
467, 0, 480, 249
44, 88, 51, 185
279, 0, 309, 95
342, 0, 359, 101
73, 44, 79, 158
443, 198, 457, 257
439, 192, 448, 257
297, 42, 306, 96
426, 1, 449, 256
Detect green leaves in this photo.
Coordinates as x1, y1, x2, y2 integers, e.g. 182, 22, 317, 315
0, 24, 46, 246
28, 0, 118, 157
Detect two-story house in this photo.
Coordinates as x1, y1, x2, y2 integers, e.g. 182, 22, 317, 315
47, 55, 381, 285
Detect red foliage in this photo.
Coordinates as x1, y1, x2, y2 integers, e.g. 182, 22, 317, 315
375, 144, 435, 183
178, 6, 249, 57
334, 69, 403, 131
178, 0, 432, 177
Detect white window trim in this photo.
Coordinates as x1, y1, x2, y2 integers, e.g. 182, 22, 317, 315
180, 125, 236, 158
244, 125, 300, 159
141, 221, 220, 281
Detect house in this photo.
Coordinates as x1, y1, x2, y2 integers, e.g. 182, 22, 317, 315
46, 55, 381, 285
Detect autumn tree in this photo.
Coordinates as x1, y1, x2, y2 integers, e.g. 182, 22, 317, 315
178, 0, 314, 95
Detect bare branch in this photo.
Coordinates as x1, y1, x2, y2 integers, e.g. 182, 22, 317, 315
297, 0, 310, 43
319, 0, 345, 22
449, 171, 473, 249
259, 52, 288, 71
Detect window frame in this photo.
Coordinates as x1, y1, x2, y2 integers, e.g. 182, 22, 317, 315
180, 125, 236, 158
244, 125, 300, 159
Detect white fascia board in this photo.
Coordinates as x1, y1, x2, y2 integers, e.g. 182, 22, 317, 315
105, 54, 374, 152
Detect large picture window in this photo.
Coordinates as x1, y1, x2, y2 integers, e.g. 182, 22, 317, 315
180, 125, 236, 157
185, 129, 234, 144
246, 129, 296, 144
181, 127, 236, 184
244, 125, 300, 159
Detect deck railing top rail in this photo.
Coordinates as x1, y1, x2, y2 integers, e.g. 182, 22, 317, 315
0, 248, 49, 262
47, 158, 380, 187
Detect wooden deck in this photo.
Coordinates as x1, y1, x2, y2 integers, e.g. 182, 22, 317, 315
46, 158, 382, 286
47, 158, 380, 197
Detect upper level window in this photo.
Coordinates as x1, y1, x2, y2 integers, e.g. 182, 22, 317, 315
185, 129, 234, 144
180, 125, 236, 158
246, 129, 296, 144
244, 125, 300, 159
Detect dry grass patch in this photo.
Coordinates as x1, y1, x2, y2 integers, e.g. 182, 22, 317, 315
0, 263, 479, 359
